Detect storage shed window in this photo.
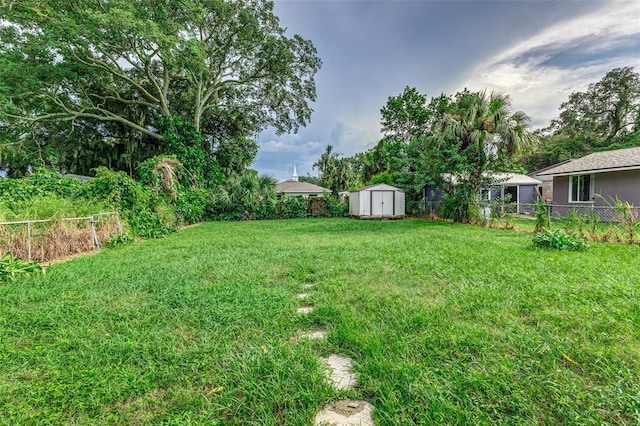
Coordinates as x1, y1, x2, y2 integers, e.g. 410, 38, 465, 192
569, 174, 594, 202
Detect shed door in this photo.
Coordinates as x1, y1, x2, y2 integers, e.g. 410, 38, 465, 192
371, 191, 395, 216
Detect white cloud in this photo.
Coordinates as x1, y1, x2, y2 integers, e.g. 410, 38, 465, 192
461, 1, 640, 127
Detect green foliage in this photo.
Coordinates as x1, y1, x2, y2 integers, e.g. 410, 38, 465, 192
532, 229, 589, 251
1, 0, 321, 176
104, 233, 134, 248
158, 117, 224, 188
518, 67, 640, 171
534, 201, 550, 233
84, 167, 173, 237
320, 194, 349, 217
368, 171, 394, 185
176, 188, 210, 224
277, 196, 308, 219
0, 169, 84, 207
0, 252, 43, 282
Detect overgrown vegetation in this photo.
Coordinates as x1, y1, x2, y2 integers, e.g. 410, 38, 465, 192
532, 228, 589, 251
0, 251, 43, 282
1, 219, 638, 424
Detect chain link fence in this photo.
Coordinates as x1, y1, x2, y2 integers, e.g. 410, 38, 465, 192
425, 200, 640, 223
0, 212, 123, 261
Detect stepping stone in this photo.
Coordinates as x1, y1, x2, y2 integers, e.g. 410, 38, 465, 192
297, 293, 309, 299
314, 399, 376, 426
300, 330, 327, 340
302, 283, 316, 290
322, 354, 357, 390
297, 306, 314, 314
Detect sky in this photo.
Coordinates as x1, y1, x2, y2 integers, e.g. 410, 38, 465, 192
253, 0, 640, 181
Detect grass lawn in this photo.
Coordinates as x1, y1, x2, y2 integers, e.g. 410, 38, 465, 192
1, 218, 639, 425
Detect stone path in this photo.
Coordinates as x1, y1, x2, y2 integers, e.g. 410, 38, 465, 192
322, 354, 357, 390
297, 306, 314, 314
294, 283, 376, 425
314, 400, 376, 426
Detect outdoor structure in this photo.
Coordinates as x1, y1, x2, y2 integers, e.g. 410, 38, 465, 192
349, 183, 405, 218
534, 147, 640, 207
423, 173, 542, 214
275, 165, 331, 198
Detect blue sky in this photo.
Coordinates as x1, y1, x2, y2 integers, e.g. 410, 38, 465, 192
253, 0, 640, 181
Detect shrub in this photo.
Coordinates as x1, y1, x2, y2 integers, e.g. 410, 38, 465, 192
277, 196, 308, 219
532, 229, 588, 251
0, 252, 43, 283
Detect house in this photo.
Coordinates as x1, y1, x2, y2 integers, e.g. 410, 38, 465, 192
275, 165, 331, 198
423, 172, 542, 214
530, 160, 572, 201
349, 183, 405, 218
534, 146, 640, 207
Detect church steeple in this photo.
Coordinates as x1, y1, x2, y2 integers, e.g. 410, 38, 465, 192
292, 164, 299, 181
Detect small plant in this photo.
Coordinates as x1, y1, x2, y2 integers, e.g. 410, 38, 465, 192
0, 252, 43, 282
614, 197, 638, 244
105, 233, 135, 248
534, 201, 549, 233
532, 229, 589, 251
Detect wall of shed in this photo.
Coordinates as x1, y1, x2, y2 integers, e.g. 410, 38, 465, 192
350, 190, 405, 217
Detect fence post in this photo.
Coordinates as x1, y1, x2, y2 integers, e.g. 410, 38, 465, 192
27, 221, 32, 260
89, 216, 100, 249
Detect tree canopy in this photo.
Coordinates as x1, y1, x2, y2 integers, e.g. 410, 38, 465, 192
0, 0, 321, 175
519, 67, 640, 172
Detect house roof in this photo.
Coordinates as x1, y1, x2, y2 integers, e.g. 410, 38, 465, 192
276, 179, 330, 194
535, 147, 640, 177
491, 173, 542, 186
440, 172, 541, 186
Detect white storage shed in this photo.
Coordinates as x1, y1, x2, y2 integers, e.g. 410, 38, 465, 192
349, 184, 405, 218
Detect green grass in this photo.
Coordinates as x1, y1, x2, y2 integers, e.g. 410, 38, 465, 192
1, 218, 639, 425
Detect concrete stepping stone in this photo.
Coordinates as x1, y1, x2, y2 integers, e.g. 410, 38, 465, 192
297, 293, 309, 299
314, 399, 376, 426
302, 283, 316, 290
300, 330, 327, 340
297, 306, 314, 314
322, 354, 357, 390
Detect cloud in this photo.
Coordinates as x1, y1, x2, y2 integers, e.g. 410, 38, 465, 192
461, 1, 640, 127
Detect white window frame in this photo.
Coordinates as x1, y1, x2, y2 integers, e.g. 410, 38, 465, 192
568, 174, 595, 203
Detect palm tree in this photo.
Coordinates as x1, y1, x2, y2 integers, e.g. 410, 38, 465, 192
436, 90, 538, 220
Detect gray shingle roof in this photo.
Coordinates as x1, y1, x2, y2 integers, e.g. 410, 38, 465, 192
276, 179, 330, 193
536, 147, 640, 176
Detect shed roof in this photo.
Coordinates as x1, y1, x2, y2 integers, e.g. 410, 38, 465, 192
276, 179, 330, 194
355, 183, 402, 192
535, 147, 640, 177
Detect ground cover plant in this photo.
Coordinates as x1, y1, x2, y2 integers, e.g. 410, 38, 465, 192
1, 219, 639, 424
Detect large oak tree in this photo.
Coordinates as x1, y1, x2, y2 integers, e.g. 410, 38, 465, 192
0, 0, 321, 172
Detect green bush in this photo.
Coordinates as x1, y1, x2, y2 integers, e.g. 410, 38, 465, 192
277, 196, 308, 219
0, 252, 43, 283
320, 194, 349, 217
0, 169, 86, 211
176, 188, 210, 224
84, 168, 173, 238
532, 229, 589, 251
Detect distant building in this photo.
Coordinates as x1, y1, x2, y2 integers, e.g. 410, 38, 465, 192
275, 165, 331, 198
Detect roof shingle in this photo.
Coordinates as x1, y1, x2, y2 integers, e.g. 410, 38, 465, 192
536, 147, 640, 176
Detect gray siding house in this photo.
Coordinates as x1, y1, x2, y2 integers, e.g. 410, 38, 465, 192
534, 147, 640, 207
424, 173, 542, 214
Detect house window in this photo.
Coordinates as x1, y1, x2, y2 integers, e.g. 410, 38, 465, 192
569, 174, 594, 202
